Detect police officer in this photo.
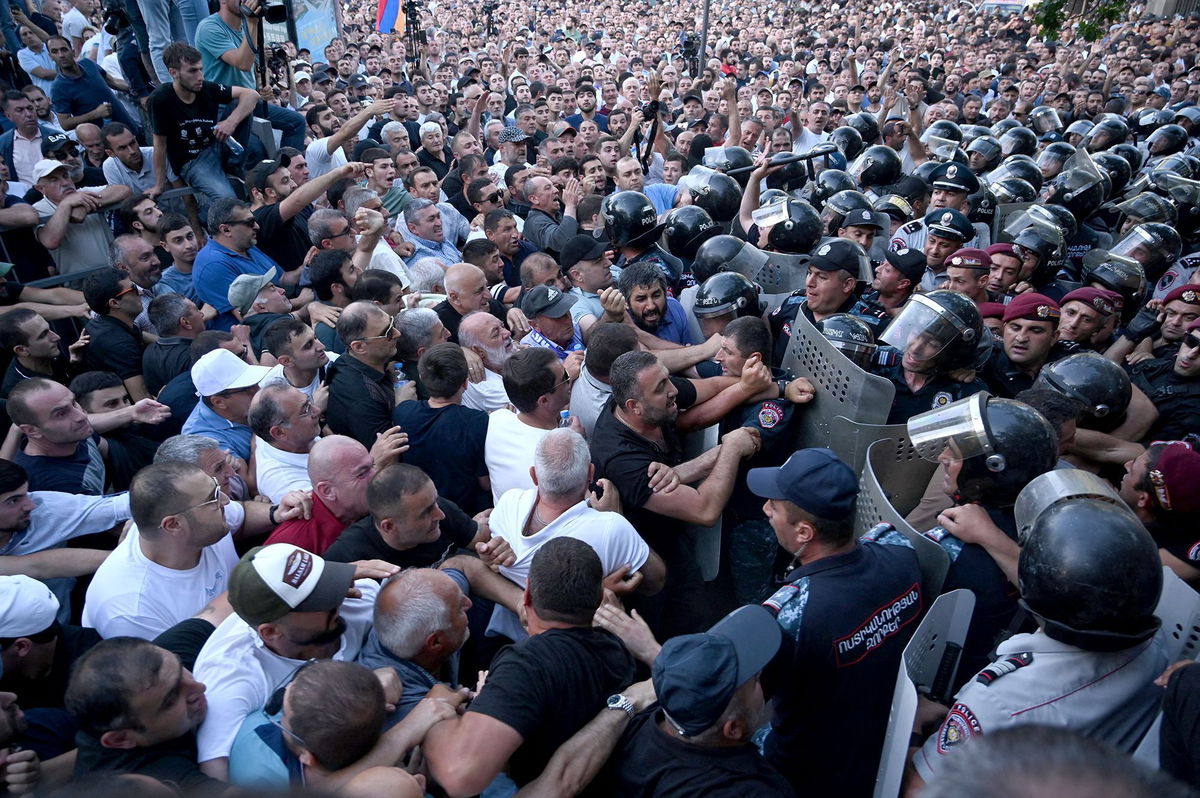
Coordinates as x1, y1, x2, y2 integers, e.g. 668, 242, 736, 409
749, 448, 922, 798
1033, 350, 1132, 432
896, 208, 976, 292
816, 314, 877, 368
870, 289, 989, 424
692, 271, 764, 339
662, 205, 720, 275
980, 293, 1080, 399
1129, 317, 1200, 442
603, 190, 689, 293
1056, 287, 1121, 351
911, 490, 1166, 786
908, 392, 1059, 683
1119, 440, 1200, 582
890, 164, 990, 256
768, 238, 869, 367
852, 247, 927, 333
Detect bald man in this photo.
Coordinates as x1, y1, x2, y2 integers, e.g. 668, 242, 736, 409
434, 262, 530, 342
324, 301, 405, 447
265, 435, 377, 554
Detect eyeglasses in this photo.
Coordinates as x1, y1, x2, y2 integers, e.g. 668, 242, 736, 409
174, 476, 223, 516
355, 318, 396, 342
550, 369, 571, 392
328, 227, 353, 240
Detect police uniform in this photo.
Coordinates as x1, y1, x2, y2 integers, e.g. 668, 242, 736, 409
1129, 356, 1200, 442
768, 294, 858, 369
894, 208, 986, 293
891, 164, 992, 256
913, 632, 1167, 781
869, 347, 989, 425
614, 244, 692, 294
761, 524, 923, 797
1152, 253, 1200, 302
890, 218, 990, 262
980, 339, 1081, 398
849, 291, 893, 335
721, 374, 803, 604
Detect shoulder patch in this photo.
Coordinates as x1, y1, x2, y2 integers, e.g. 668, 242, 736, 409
1188, 541, 1200, 562
860, 522, 914, 549
922, 525, 966, 562
975, 651, 1034, 686
757, 400, 784, 429
763, 577, 811, 639
937, 703, 982, 753
781, 321, 793, 339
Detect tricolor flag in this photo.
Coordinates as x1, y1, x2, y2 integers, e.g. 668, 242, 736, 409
376, 0, 404, 33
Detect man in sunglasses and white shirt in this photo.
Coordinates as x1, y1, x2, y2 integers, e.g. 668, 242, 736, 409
82, 460, 314, 640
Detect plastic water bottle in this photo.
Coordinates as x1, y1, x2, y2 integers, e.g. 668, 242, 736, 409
224, 137, 244, 157
393, 365, 410, 392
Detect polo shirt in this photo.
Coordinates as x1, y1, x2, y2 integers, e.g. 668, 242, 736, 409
520, 326, 584, 359
82, 314, 144, 380
158, 266, 200, 302
192, 241, 281, 331
50, 59, 138, 130
17, 46, 54, 95
567, 287, 605, 325
264, 494, 353, 555
461, 367, 509, 412
102, 148, 172, 192
569, 366, 611, 438
1, 358, 68, 399
142, 336, 192, 396
640, 295, 695, 345
322, 498, 476, 566
15, 436, 106, 495
181, 401, 253, 460
73, 731, 225, 798
323, 354, 395, 447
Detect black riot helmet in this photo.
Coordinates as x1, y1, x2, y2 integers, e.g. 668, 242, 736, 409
762, 198, 823, 254
961, 124, 993, 145
966, 135, 1003, 173
602, 191, 663, 249
830, 126, 865, 161
679, 166, 742, 222
1150, 153, 1199, 181
1012, 223, 1065, 286
691, 235, 767, 283
1092, 152, 1132, 198
881, 290, 984, 375
967, 183, 997, 226
1085, 114, 1130, 151
820, 189, 873, 235
693, 272, 763, 318
663, 205, 721, 261
702, 146, 755, 188
1108, 222, 1182, 284
913, 159, 941, 187
1035, 141, 1077, 181
998, 126, 1038, 157
909, 392, 1058, 507
1019, 498, 1162, 651
848, 144, 903, 190
989, 154, 1044, 192
1035, 351, 1131, 431
759, 189, 789, 206
1041, 167, 1105, 220
990, 118, 1021, 138
1040, 204, 1078, 242
806, 169, 856, 210
990, 177, 1037, 203
1147, 123, 1189, 156
923, 119, 964, 144
1153, 172, 1200, 240
845, 112, 880, 144
1132, 107, 1173, 140
816, 313, 877, 367
1082, 251, 1146, 314
1115, 192, 1178, 231
1108, 142, 1144, 174
1028, 106, 1064, 136
1064, 118, 1094, 144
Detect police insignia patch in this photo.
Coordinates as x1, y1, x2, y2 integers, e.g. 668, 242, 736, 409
937, 704, 982, 753
758, 401, 783, 429
975, 652, 1033, 686
782, 321, 792, 338
1188, 541, 1200, 562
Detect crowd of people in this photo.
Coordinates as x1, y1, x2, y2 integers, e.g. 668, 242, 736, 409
0, 0, 1197, 793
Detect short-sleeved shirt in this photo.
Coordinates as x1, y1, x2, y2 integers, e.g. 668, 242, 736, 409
251, 203, 311, 272
73, 731, 225, 798
181, 400, 253, 461
467, 626, 635, 787
192, 240, 281, 330
264, 494, 354, 555
323, 354, 395, 447
83, 314, 145, 379
148, 81, 234, 174
142, 337, 192, 396
193, 14, 255, 88
391, 401, 490, 513
15, 436, 106, 495
305, 136, 346, 180
641, 295, 695, 346
51, 60, 138, 131
34, 188, 113, 275
158, 265, 200, 302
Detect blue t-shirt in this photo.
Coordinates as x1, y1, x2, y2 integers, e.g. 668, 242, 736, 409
181, 400, 253, 460
651, 295, 696, 345
15, 436, 106, 495
193, 14, 255, 89
192, 240, 281, 330
51, 59, 138, 131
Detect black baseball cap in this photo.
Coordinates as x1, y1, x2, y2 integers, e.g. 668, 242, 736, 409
560, 235, 607, 271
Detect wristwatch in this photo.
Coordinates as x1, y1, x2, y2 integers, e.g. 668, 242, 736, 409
606, 693, 637, 718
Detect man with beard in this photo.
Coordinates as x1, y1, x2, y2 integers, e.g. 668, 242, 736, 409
565, 84, 608, 132
112, 234, 166, 337
617, 262, 696, 346
47, 35, 140, 134
304, 97, 394, 180
101, 122, 172, 196
460, 311, 518, 412
32, 157, 130, 276
118, 193, 171, 271
191, 544, 392, 779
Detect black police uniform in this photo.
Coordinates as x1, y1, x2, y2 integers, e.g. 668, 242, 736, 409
980, 340, 1080, 399
768, 295, 858, 369
615, 244, 691, 295
760, 524, 923, 797
1129, 356, 1200, 442
869, 348, 989, 425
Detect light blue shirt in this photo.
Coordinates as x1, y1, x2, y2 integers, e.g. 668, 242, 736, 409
182, 400, 254, 460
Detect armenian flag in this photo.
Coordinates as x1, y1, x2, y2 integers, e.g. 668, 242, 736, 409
376, 0, 404, 33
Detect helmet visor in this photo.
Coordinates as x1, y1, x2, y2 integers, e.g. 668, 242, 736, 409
828, 338, 877, 367
880, 295, 966, 374
907, 391, 993, 462
1035, 147, 1070, 171
1003, 206, 1060, 239
702, 147, 733, 171
1115, 193, 1173, 224
1029, 107, 1063, 134
1013, 470, 1129, 545
751, 198, 791, 229
1151, 171, 1200, 206
967, 138, 1002, 160
681, 165, 720, 195
1108, 227, 1157, 262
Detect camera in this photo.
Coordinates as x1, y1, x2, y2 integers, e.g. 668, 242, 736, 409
681, 32, 699, 58
101, 0, 128, 35
643, 99, 664, 117
239, 0, 288, 24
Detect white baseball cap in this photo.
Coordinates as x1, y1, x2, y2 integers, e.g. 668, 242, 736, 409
31, 159, 69, 184
191, 348, 270, 398
0, 575, 59, 637
229, 544, 356, 626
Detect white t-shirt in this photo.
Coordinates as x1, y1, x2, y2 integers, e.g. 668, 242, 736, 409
253, 437, 314, 503
194, 579, 378, 763
462, 368, 509, 413
81, 504, 245, 640
484, 409, 551, 504
259, 352, 339, 399
305, 135, 347, 179
62, 7, 89, 43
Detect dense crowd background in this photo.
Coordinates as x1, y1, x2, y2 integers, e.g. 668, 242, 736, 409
0, 0, 1196, 795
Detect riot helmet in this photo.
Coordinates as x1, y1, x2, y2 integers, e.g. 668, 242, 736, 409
881, 290, 983, 374
663, 205, 721, 261
817, 313, 877, 368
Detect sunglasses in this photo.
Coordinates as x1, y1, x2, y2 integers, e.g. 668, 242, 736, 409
226, 218, 258, 228
114, 284, 139, 299
480, 192, 501, 203
1185, 333, 1200, 349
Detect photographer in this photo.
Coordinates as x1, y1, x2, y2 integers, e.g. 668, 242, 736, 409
194, 0, 305, 162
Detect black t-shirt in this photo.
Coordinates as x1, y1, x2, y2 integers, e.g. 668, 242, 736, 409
1, 195, 55, 283
245, 312, 293, 359
156, 371, 199, 438
434, 297, 509, 343
324, 353, 395, 447
468, 626, 635, 787
142, 337, 192, 397
0, 624, 100, 710
73, 731, 225, 798
391, 401, 490, 513
1, 358, 69, 399
322, 497, 476, 566
147, 81, 234, 173
601, 708, 796, 798
252, 203, 312, 274
83, 315, 144, 379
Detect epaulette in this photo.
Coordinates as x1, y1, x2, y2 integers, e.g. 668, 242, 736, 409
975, 652, 1033, 686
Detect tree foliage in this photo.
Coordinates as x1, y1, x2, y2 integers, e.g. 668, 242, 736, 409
1033, 0, 1128, 41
